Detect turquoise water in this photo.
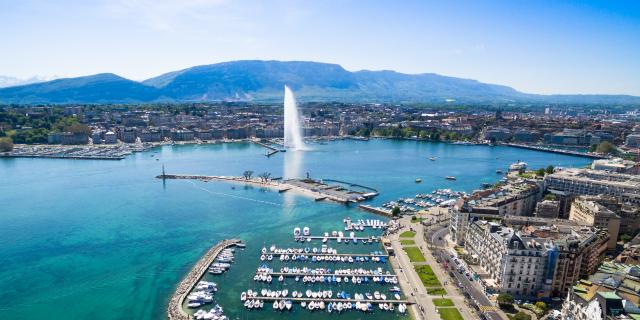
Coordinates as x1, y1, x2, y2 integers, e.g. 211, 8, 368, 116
0, 140, 590, 320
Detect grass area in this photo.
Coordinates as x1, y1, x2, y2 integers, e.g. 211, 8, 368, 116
427, 287, 447, 295
400, 230, 416, 238
438, 307, 464, 320
400, 239, 416, 245
403, 246, 425, 262
415, 265, 442, 287
433, 298, 454, 307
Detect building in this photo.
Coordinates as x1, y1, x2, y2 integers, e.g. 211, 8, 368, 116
456, 180, 542, 216
483, 127, 512, 142
591, 158, 639, 174
569, 196, 621, 251
626, 134, 640, 148
104, 131, 117, 144
172, 129, 195, 141
545, 169, 640, 206
535, 200, 560, 219
47, 132, 89, 145
466, 220, 609, 299
562, 262, 640, 320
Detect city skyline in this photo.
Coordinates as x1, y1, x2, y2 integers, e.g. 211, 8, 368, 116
1, 0, 639, 95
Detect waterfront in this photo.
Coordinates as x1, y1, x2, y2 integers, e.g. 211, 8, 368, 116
0, 140, 591, 320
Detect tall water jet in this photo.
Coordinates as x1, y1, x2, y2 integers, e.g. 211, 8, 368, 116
283, 85, 305, 150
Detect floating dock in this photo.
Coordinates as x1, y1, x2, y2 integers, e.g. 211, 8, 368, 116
266, 252, 388, 257
358, 205, 392, 217
167, 238, 242, 320
259, 272, 397, 278
246, 296, 412, 304
296, 236, 380, 242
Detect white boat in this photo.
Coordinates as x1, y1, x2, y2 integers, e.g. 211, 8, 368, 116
294, 227, 301, 237
374, 291, 381, 299
285, 300, 292, 310
303, 227, 310, 236
187, 302, 202, 308
240, 292, 247, 301
301, 301, 306, 308
398, 303, 407, 313
272, 301, 278, 310
395, 293, 401, 300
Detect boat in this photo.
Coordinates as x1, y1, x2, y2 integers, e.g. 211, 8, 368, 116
398, 303, 407, 313
285, 300, 292, 310
429, 157, 437, 161
187, 302, 202, 308
415, 178, 422, 183
303, 227, 310, 236
294, 227, 301, 237
445, 176, 456, 180
240, 292, 247, 301
395, 293, 401, 300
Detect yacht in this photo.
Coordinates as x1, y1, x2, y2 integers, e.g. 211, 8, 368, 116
303, 227, 310, 236
445, 176, 457, 180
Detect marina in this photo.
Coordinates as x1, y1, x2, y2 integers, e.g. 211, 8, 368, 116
168, 239, 242, 320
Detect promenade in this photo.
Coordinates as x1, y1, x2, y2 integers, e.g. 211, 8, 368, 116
388, 212, 479, 320
167, 239, 242, 320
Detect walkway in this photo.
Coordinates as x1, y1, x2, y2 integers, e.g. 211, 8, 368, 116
389, 213, 479, 320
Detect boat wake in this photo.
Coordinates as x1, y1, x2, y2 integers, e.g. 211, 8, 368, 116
188, 181, 282, 207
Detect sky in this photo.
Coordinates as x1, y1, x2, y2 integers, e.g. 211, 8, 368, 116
1, 0, 639, 95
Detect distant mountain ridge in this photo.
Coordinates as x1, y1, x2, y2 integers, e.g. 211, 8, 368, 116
1, 60, 638, 105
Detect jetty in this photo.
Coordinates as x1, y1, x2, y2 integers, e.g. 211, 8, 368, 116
358, 204, 392, 217
502, 143, 609, 159
157, 174, 378, 203
167, 238, 242, 320
267, 252, 388, 257
245, 295, 412, 304
297, 235, 380, 242
251, 140, 280, 157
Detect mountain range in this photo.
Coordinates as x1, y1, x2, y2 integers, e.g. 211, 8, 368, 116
1, 60, 638, 105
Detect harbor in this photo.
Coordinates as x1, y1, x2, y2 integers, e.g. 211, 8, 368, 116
502, 142, 609, 159
237, 218, 413, 316
168, 239, 242, 320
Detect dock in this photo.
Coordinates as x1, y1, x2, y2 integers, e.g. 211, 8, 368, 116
259, 272, 397, 278
297, 236, 380, 242
167, 238, 242, 320
266, 252, 389, 257
358, 205, 392, 217
246, 296, 413, 304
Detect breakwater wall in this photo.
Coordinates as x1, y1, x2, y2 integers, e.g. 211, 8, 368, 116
167, 238, 242, 320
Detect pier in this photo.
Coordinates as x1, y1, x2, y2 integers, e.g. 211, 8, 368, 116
259, 272, 397, 278
157, 174, 379, 203
167, 238, 242, 320
245, 296, 412, 304
266, 252, 389, 257
297, 236, 380, 242
358, 204, 392, 217
502, 143, 608, 159
251, 140, 280, 157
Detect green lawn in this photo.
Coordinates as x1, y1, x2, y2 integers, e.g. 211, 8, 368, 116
415, 265, 442, 287
438, 307, 464, 320
400, 239, 416, 245
433, 298, 455, 307
403, 247, 425, 262
427, 287, 447, 295
400, 230, 416, 238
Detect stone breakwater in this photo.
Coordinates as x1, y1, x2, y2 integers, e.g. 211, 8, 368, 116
167, 239, 242, 320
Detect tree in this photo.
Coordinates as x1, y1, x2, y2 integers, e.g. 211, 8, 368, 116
544, 193, 557, 201
258, 172, 271, 182
242, 170, 254, 180
595, 141, 619, 155
535, 168, 546, 177
391, 206, 400, 217
513, 311, 531, 320
620, 233, 632, 243
546, 165, 555, 174
534, 301, 547, 312
497, 293, 514, 307
0, 137, 13, 152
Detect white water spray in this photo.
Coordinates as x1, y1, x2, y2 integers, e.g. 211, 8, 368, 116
283, 85, 305, 150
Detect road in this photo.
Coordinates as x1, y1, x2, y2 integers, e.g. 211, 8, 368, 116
425, 224, 506, 320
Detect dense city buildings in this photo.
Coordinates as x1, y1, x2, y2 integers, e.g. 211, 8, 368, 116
562, 262, 640, 320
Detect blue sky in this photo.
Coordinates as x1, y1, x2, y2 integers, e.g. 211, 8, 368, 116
1, 0, 639, 95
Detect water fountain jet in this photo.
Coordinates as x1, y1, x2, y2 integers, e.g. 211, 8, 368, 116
283, 85, 306, 150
